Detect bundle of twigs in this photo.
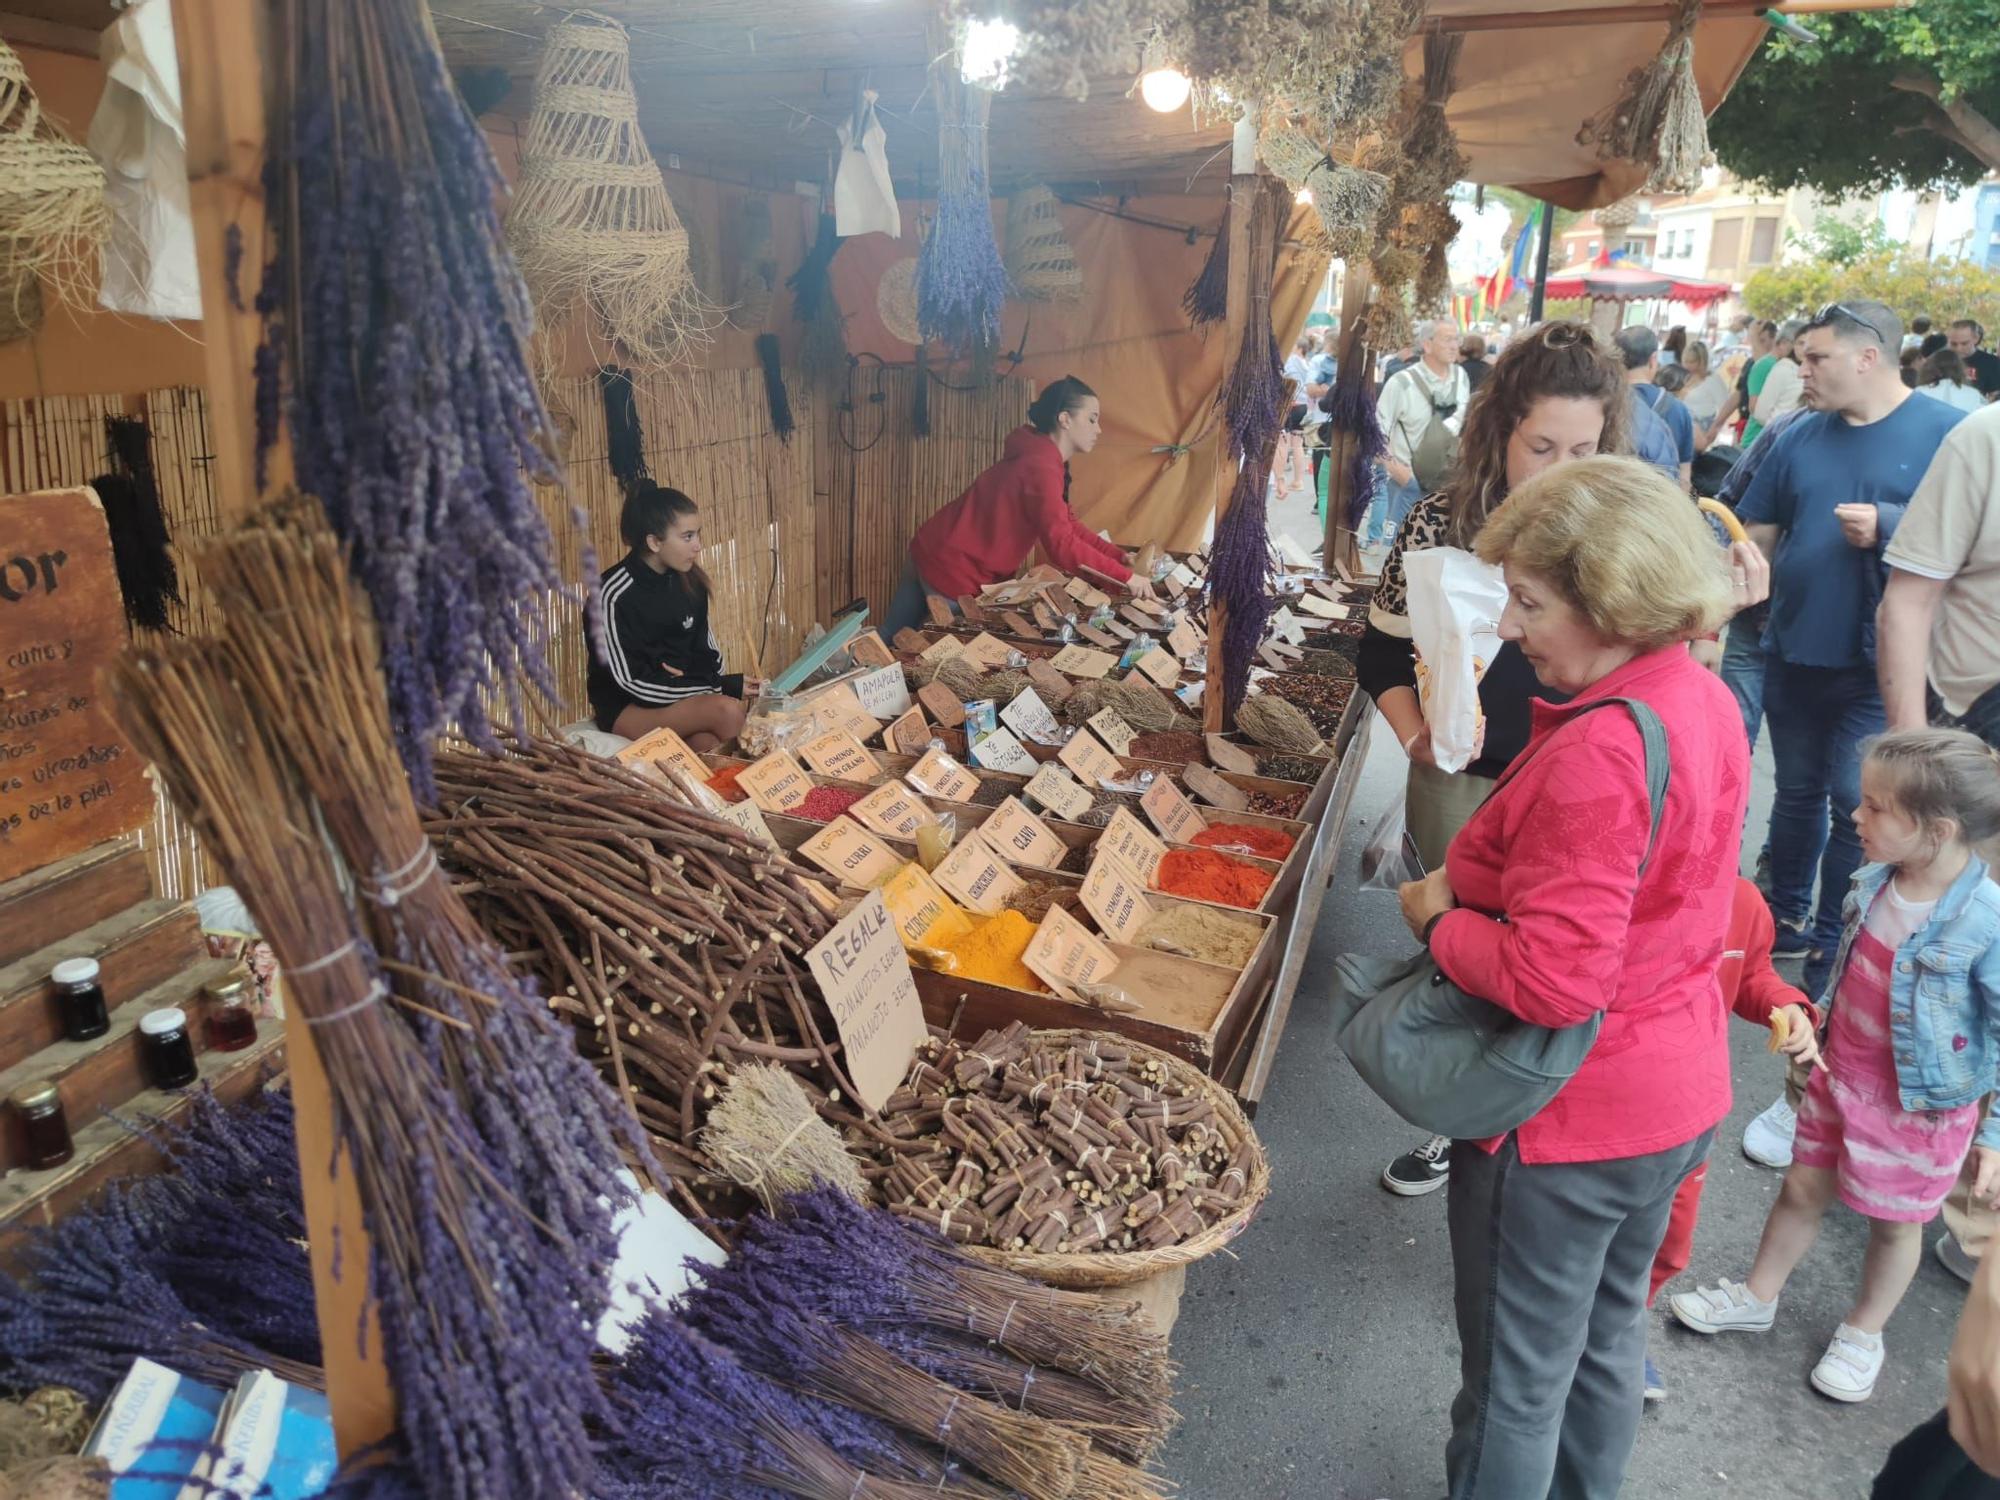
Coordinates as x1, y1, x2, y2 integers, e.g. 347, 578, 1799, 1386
1236, 693, 1324, 753
424, 736, 868, 1215
256, 0, 576, 795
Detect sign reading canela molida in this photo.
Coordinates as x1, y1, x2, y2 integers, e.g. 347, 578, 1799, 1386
1, 488, 153, 881
805, 890, 927, 1112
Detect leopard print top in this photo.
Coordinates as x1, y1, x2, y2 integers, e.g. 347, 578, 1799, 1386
1365, 490, 1452, 640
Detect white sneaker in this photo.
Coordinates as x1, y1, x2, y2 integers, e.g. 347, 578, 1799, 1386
1810, 1324, 1884, 1402
1742, 1095, 1797, 1169
1668, 1278, 1777, 1335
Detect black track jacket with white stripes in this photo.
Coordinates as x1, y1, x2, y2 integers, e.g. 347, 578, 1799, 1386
586, 552, 744, 732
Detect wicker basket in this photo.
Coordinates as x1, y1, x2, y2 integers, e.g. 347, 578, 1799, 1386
962, 1028, 1271, 1290
1003, 184, 1083, 305
877, 257, 922, 346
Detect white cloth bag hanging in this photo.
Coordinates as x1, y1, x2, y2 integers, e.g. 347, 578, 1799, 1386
834, 91, 900, 239
88, 0, 202, 321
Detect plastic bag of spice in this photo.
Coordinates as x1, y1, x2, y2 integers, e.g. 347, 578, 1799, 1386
1359, 792, 1425, 892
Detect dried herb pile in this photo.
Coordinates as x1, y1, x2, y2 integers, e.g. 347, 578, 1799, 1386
861, 1025, 1262, 1257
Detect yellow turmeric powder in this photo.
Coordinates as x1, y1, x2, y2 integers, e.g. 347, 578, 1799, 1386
936, 909, 1046, 993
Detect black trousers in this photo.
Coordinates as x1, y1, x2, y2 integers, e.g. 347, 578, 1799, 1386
1874, 1409, 2000, 1499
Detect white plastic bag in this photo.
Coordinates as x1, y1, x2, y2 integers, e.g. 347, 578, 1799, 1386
1359, 794, 1425, 892
1404, 546, 1505, 774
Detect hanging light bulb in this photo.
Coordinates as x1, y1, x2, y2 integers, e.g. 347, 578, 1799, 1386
1295, 187, 1315, 205
960, 18, 1020, 88
1139, 66, 1192, 113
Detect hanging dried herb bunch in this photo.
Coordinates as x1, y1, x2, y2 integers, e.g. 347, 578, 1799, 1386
917, 20, 1010, 359
1577, 0, 1711, 193
1168, 0, 1408, 138
256, 0, 578, 796
1384, 31, 1470, 210
1259, 125, 1390, 237
949, 0, 1170, 101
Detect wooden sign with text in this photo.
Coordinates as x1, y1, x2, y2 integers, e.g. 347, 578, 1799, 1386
1, 488, 153, 879
804, 892, 927, 1112
739, 751, 812, 813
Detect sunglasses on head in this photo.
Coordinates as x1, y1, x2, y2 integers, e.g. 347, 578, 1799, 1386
1809, 302, 1891, 347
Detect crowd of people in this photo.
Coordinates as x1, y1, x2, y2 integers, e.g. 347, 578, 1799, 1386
1325, 301, 2000, 1497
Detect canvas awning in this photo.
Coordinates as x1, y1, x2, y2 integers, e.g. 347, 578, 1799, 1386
1539, 260, 1736, 305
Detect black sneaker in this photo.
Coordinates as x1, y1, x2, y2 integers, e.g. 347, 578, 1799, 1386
1769, 922, 1814, 958
1753, 848, 1773, 897
1381, 1135, 1452, 1196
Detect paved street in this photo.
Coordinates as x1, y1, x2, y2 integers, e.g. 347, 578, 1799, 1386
1156, 485, 1963, 1499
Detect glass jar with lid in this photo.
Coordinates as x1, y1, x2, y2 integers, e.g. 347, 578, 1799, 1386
138, 1006, 199, 1090
9, 1082, 74, 1169
202, 970, 258, 1053
49, 957, 110, 1042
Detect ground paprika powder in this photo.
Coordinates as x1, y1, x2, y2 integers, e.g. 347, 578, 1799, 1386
1154, 848, 1274, 910
1191, 823, 1295, 860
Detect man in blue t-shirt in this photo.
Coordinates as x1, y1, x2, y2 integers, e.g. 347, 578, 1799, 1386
1625, 380, 1683, 482
1737, 299, 1967, 993
1616, 325, 1695, 488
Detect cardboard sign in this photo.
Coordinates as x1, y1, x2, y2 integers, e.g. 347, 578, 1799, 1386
1206, 734, 1259, 774
918, 633, 964, 663
1178, 679, 1205, 711
917, 681, 966, 726
1119, 604, 1157, 632
1166, 620, 1202, 660
1135, 649, 1180, 690
1257, 644, 1290, 672
738, 751, 811, 813
804, 891, 927, 1112
1100, 807, 1168, 882
1025, 660, 1073, 702
958, 631, 1014, 671
888, 706, 932, 755
1080, 852, 1156, 943
1000, 688, 1063, 747
1311, 578, 1347, 603
712, 796, 778, 849
956, 595, 989, 624
879, 862, 973, 949
614, 726, 706, 787
1063, 576, 1092, 603
1031, 601, 1063, 632
1102, 619, 1136, 643
1298, 593, 1343, 619
1085, 709, 1136, 756
1023, 905, 1124, 1001
1049, 645, 1117, 679
1141, 777, 1210, 843
1165, 562, 1197, 591
1267, 639, 1304, 661
1163, 571, 1187, 600
799, 729, 881, 782
891, 627, 931, 653
907, 746, 980, 803
799, 816, 901, 889
1000, 610, 1038, 638
1184, 763, 1251, 813
1128, 594, 1167, 618
982, 797, 1067, 869
1075, 622, 1119, 650
932, 830, 1026, 915
1271, 605, 1304, 643
0, 488, 154, 880
852, 781, 938, 840
1058, 729, 1122, 786
854, 663, 913, 720
925, 594, 957, 627
968, 726, 1037, 774
1024, 762, 1094, 822
848, 630, 896, 668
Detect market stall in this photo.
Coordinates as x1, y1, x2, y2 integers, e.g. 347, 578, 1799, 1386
0, 0, 1803, 1491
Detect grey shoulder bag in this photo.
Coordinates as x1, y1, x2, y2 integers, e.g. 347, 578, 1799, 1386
1328, 697, 1670, 1140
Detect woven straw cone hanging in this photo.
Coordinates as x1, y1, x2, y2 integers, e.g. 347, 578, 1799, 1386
507, 11, 713, 369
1003, 184, 1082, 304
0, 40, 107, 314
1596, 197, 1639, 232
877, 258, 922, 346
0, 265, 43, 344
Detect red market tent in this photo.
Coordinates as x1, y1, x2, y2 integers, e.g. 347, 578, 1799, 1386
1539, 260, 1735, 307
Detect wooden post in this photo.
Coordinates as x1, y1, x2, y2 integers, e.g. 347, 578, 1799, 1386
1323, 262, 1377, 578
172, 0, 396, 1455
1204, 110, 1260, 736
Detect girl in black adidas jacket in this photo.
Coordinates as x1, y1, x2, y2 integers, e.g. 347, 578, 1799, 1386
587, 484, 753, 748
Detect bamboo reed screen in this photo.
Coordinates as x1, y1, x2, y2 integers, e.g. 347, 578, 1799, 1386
2, 367, 1027, 900
818, 366, 1031, 623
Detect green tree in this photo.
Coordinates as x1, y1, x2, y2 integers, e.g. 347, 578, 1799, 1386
1742, 248, 2000, 328
1791, 213, 1896, 266
1708, 0, 2000, 194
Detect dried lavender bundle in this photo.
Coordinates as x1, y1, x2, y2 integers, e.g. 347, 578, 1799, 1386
256, 0, 580, 794
599, 1313, 996, 1500
1323, 379, 1386, 531
918, 27, 1008, 358
105, 643, 610, 1500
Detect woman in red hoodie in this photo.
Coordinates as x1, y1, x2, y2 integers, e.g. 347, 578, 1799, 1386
1397, 455, 1748, 1499
881, 377, 1135, 636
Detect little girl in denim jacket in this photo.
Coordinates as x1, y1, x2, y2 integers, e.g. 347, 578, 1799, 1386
1673, 728, 2000, 1403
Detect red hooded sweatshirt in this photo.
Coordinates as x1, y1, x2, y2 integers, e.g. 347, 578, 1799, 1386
909, 427, 1131, 598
